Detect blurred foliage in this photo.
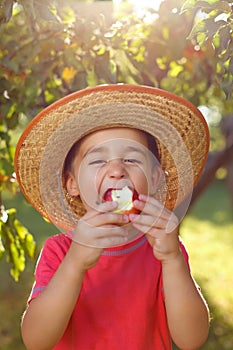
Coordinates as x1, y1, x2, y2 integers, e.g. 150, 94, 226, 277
0, 207, 35, 281
0, 0, 233, 279
182, 0, 233, 99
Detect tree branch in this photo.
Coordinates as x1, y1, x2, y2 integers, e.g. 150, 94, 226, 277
190, 141, 233, 207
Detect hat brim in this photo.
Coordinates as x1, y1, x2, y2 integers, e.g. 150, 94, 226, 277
14, 84, 209, 231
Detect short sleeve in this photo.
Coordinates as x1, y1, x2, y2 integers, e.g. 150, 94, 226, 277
28, 234, 72, 303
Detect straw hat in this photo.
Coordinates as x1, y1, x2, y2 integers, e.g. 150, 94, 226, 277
14, 84, 209, 231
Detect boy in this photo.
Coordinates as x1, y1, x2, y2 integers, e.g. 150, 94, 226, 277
15, 84, 210, 349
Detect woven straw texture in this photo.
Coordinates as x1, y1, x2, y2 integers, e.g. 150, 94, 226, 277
14, 84, 209, 231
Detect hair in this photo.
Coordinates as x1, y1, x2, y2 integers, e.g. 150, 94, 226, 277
145, 131, 160, 163
63, 129, 160, 184
63, 139, 81, 185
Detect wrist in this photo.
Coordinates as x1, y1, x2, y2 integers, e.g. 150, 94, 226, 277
161, 250, 185, 268
69, 240, 103, 272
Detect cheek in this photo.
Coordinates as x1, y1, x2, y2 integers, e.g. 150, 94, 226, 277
77, 167, 101, 209
129, 167, 151, 194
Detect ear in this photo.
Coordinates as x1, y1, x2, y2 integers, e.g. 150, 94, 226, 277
150, 166, 164, 195
66, 173, 80, 197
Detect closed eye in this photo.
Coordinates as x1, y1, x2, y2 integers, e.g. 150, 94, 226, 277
89, 159, 107, 165
123, 158, 142, 164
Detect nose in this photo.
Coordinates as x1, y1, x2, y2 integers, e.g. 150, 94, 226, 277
106, 158, 126, 179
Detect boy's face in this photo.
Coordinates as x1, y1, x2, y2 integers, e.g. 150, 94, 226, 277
66, 128, 162, 212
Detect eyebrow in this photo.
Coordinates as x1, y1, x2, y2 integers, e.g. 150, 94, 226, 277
124, 146, 147, 157
84, 146, 108, 158
84, 145, 148, 158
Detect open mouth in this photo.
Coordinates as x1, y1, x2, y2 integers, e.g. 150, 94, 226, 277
103, 186, 140, 215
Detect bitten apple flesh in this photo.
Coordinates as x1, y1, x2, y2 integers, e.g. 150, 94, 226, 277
103, 186, 141, 215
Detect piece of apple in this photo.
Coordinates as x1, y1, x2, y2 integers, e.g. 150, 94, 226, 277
103, 186, 140, 215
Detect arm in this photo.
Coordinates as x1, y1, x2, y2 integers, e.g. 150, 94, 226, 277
130, 194, 210, 350
22, 201, 129, 350
22, 243, 88, 350
162, 250, 209, 350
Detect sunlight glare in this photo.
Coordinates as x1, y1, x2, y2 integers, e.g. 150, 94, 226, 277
114, 0, 163, 12
114, 0, 163, 21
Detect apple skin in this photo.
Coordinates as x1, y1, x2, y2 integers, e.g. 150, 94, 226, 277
103, 186, 141, 215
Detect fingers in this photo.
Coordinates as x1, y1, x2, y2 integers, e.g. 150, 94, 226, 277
127, 194, 181, 262
129, 194, 179, 235
83, 200, 119, 219
82, 200, 130, 225
74, 219, 129, 248
85, 205, 130, 227
73, 201, 130, 248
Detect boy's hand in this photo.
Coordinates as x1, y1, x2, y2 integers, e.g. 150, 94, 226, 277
129, 194, 180, 262
71, 201, 129, 270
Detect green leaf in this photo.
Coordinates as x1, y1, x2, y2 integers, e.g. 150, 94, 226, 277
0, 235, 5, 259
221, 77, 233, 100
0, 158, 14, 176
9, 241, 25, 274
115, 50, 139, 77
13, 219, 27, 240
181, 0, 216, 13
196, 32, 208, 46
215, 25, 231, 55
204, 17, 226, 37
182, 0, 231, 16
188, 19, 206, 39
86, 67, 98, 86
228, 58, 233, 76
6, 207, 16, 220
214, 1, 232, 12
10, 253, 25, 281
169, 62, 184, 78
194, 0, 220, 7
181, 0, 199, 12
0, 205, 36, 280
24, 233, 36, 259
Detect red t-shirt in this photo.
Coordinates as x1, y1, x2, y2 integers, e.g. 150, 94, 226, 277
29, 233, 189, 349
